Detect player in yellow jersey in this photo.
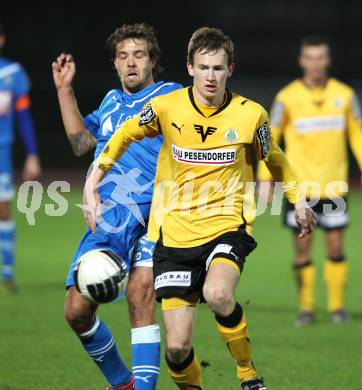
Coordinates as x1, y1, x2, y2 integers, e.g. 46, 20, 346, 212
84, 27, 316, 390
258, 36, 362, 327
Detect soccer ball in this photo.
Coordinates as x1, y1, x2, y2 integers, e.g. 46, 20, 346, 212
74, 249, 129, 304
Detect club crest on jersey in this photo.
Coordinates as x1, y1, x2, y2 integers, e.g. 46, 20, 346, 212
172, 144, 236, 166
256, 122, 270, 158
333, 97, 343, 108
224, 129, 238, 143
139, 104, 155, 125
194, 124, 217, 142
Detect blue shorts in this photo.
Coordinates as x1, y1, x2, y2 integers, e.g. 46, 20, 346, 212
0, 145, 14, 201
66, 201, 155, 288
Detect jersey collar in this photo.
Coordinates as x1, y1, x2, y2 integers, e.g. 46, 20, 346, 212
188, 86, 232, 118
121, 81, 164, 103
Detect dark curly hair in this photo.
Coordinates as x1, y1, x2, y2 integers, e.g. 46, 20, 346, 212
106, 23, 163, 77
187, 27, 234, 66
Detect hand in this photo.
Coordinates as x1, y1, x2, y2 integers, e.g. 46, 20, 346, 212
294, 200, 317, 238
52, 53, 76, 91
83, 170, 102, 233
22, 155, 41, 181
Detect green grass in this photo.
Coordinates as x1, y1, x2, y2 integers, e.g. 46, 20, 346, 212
1, 190, 361, 389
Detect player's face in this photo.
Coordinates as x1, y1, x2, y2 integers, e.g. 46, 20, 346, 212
114, 38, 155, 94
299, 45, 330, 80
187, 49, 234, 104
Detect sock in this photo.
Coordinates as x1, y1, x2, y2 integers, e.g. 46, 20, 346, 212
132, 324, 160, 389
293, 261, 315, 312
166, 348, 203, 389
79, 317, 132, 388
215, 303, 256, 382
324, 256, 348, 312
0, 220, 16, 280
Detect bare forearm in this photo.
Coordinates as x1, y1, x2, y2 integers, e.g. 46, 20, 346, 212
57, 87, 96, 156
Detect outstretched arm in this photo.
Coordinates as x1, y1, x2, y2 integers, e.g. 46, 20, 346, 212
84, 103, 160, 232
52, 53, 96, 156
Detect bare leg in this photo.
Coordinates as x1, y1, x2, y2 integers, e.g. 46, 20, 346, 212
204, 261, 258, 384
163, 304, 201, 389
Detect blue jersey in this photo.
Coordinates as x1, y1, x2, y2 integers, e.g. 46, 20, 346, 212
0, 58, 30, 146
83, 81, 182, 205
66, 81, 182, 287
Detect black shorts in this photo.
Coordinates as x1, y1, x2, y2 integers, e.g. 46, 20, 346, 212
153, 227, 257, 302
284, 198, 349, 231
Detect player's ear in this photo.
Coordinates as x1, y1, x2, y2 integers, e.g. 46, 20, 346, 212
0, 34, 5, 50
187, 62, 194, 77
228, 63, 235, 77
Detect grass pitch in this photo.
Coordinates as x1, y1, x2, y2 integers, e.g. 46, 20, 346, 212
1, 190, 361, 389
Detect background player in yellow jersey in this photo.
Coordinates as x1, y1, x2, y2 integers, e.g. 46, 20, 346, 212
258, 36, 362, 327
84, 27, 316, 389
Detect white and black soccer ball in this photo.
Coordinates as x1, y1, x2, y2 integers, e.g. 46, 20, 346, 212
74, 249, 129, 304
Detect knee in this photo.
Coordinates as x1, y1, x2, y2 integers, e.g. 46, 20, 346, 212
166, 341, 192, 365
64, 296, 94, 334
203, 284, 234, 315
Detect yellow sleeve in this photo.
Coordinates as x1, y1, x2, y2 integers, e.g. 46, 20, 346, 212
253, 109, 299, 204
256, 96, 287, 181
346, 92, 362, 171
95, 100, 161, 173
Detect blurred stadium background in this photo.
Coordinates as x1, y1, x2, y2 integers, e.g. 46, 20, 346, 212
1, 2, 361, 389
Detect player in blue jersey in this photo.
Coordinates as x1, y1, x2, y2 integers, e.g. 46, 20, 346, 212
52, 23, 181, 390
0, 22, 41, 293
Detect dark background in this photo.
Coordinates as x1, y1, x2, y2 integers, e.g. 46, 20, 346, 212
2, 1, 362, 173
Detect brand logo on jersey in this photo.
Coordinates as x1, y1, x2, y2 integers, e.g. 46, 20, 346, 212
139, 104, 155, 125
172, 144, 236, 166
194, 124, 217, 142
171, 122, 184, 134
312, 99, 324, 109
256, 122, 270, 158
155, 271, 191, 289
224, 129, 238, 143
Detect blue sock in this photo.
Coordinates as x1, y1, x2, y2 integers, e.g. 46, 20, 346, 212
79, 317, 132, 387
0, 220, 15, 280
132, 324, 160, 389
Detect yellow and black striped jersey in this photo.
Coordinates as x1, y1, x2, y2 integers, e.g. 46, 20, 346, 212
96, 87, 298, 248
257, 78, 362, 198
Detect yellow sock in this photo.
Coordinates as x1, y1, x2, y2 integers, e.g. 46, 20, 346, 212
324, 258, 348, 312
294, 262, 315, 312
216, 304, 256, 382
166, 348, 203, 389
